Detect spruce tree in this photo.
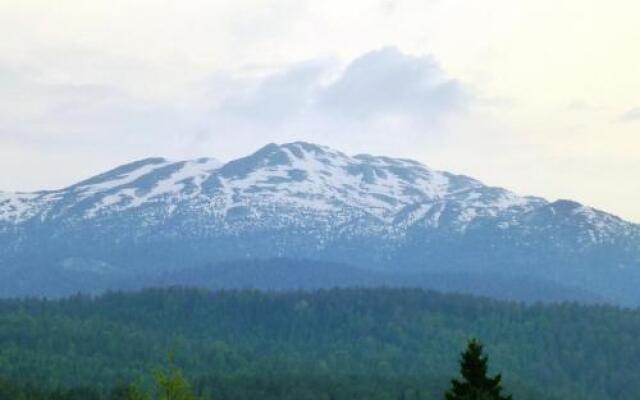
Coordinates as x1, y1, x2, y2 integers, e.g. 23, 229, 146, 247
445, 339, 512, 400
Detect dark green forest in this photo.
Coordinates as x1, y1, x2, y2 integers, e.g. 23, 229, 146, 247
0, 287, 639, 400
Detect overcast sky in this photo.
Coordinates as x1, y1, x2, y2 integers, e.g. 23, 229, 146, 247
0, 0, 639, 221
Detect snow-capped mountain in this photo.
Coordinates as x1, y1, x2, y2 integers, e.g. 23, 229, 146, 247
1, 142, 639, 304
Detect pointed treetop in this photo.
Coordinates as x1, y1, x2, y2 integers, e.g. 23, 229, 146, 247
445, 339, 512, 400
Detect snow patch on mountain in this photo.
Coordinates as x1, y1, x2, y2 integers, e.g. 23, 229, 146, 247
0, 192, 41, 223
85, 157, 222, 217
211, 142, 481, 223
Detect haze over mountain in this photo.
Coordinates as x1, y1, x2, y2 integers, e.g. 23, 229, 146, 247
1, 142, 638, 304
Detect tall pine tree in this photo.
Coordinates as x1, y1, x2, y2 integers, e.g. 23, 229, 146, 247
445, 339, 512, 400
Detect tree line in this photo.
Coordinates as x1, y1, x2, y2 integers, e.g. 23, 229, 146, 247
0, 287, 639, 399
0, 339, 510, 400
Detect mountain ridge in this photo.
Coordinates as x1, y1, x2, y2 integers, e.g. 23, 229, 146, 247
0, 142, 638, 304
1, 142, 631, 227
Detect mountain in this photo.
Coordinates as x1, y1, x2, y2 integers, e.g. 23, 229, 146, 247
0, 142, 639, 304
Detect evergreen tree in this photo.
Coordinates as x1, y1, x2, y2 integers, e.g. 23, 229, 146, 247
153, 356, 198, 400
445, 339, 512, 400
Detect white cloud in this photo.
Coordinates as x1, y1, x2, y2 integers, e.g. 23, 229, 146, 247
204, 47, 469, 129
319, 47, 468, 120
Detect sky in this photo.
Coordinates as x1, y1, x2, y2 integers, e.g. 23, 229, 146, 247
0, 0, 638, 222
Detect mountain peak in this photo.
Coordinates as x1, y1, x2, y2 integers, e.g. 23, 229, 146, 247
280, 141, 347, 158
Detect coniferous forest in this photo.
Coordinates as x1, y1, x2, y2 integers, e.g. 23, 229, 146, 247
0, 287, 639, 399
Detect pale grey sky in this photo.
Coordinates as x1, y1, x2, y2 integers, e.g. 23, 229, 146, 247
0, 0, 639, 221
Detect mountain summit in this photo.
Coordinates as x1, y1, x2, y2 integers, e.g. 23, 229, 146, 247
1, 142, 639, 304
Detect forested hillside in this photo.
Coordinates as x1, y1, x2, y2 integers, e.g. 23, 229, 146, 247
0, 287, 639, 399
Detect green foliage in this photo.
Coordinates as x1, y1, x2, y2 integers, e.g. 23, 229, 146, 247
0, 287, 638, 399
445, 339, 511, 400
152, 357, 198, 400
